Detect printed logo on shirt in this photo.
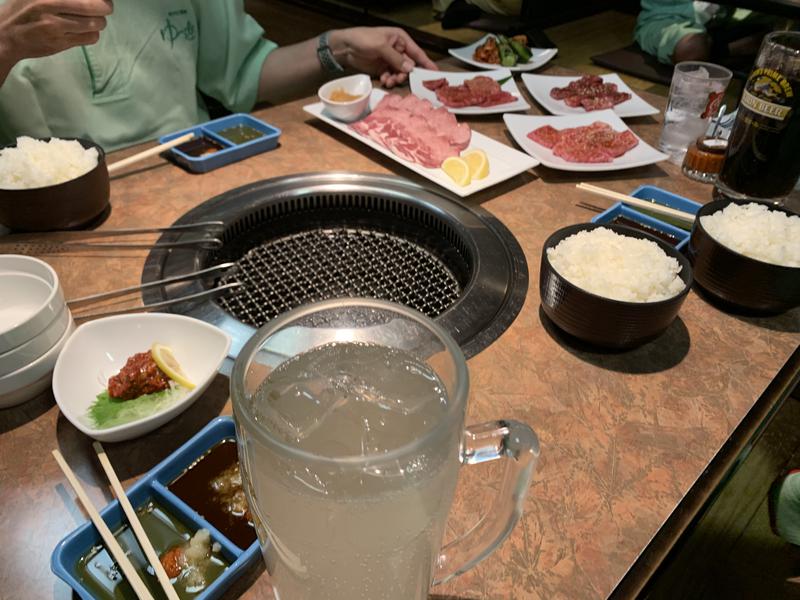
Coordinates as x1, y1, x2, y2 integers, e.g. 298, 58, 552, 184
161, 10, 196, 48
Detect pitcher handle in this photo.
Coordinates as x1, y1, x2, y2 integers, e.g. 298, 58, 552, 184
432, 420, 540, 586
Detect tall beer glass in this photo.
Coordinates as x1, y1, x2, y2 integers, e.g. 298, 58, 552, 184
715, 31, 800, 204
231, 298, 539, 600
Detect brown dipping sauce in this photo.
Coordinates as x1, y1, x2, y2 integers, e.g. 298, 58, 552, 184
168, 439, 257, 549
610, 215, 679, 246
175, 136, 224, 157
328, 88, 363, 102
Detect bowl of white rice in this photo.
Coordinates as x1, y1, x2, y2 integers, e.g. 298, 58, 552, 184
690, 199, 800, 314
0, 137, 109, 231
540, 223, 692, 349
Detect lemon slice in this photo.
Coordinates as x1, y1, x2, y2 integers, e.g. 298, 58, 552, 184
150, 343, 195, 389
442, 156, 471, 186
462, 149, 489, 180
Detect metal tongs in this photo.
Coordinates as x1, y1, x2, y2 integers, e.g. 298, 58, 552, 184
46, 221, 225, 250
68, 262, 242, 320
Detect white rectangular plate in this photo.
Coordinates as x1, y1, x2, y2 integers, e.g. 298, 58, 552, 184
504, 110, 669, 172
409, 67, 530, 115
521, 72, 660, 118
304, 89, 539, 197
448, 34, 558, 72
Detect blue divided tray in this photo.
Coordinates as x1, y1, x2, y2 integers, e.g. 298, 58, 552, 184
590, 185, 702, 251
160, 113, 281, 173
51, 417, 260, 599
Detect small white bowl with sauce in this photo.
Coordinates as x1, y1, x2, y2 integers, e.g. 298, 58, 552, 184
52, 313, 231, 442
318, 74, 372, 122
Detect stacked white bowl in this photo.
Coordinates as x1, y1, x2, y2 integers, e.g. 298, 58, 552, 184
0, 255, 74, 408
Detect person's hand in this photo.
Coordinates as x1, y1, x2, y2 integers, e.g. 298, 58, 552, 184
329, 27, 438, 88
0, 0, 113, 66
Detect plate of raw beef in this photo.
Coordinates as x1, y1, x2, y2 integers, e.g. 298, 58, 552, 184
409, 68, 530, 115
521, 73, 659, 118
304, 89, 539, 197
449, 34, 558, 72
503, 110, 669, 172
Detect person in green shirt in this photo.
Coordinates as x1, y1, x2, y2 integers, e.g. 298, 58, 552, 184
0, 0, 437, 151
635, 1, 772, 65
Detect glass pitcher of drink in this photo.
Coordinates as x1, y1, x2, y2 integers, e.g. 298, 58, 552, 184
231, 298, 539, 600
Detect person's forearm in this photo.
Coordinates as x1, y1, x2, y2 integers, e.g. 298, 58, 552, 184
257, 35, 338, 104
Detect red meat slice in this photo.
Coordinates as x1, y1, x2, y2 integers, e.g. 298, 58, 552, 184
526, 121, 638, 163
549, 75, 631, 112
527, 125, 561, 149
423, 78, 448, 90
427, 75, 514, 108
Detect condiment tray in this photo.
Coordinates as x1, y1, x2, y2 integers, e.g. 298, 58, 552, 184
590, 185, 702, 252
160, 113, 281, 174
51, 417, 260, 599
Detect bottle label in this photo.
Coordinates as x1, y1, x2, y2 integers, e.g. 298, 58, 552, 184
741, 68, 794, 121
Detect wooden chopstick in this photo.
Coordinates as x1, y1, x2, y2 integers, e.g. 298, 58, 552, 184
576, 183, 696, 225
93, 442, 181, 600
107, 132, 195, 174
51, 449, 155, 600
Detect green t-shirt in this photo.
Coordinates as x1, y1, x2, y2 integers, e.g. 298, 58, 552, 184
0, 1, 277, 151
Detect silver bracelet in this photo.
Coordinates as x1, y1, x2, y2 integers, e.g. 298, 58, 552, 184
317, 31, 345, 74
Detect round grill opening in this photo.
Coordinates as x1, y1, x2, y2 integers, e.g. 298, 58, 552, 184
142, 173, 527, 358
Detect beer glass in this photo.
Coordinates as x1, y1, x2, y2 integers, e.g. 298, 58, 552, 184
715, 31, 800, 205
231, 298, 539, 600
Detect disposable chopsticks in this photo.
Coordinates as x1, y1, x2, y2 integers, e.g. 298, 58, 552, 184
107, 132, 195, 174
93, 441, 181, 600
51, 449, 156, 600
576, 183, 696, 225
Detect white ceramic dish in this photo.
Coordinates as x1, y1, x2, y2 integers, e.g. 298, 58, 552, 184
448, 34, 558, 72
0, 254, 59, 287
409, 67, 530, 115
0, 303, 73, 376
318, 74, 372, 123
0, 271, 66, 353
521, 72, 660, 118
0, 318, 74, 408
303, 88, 539, 197
53, 313, 231, 442
504, 110, 669, 172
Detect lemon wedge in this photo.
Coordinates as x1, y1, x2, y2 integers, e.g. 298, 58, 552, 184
150, 343, 195, 389
442, 156, 471, 186
462, 149, 489, 180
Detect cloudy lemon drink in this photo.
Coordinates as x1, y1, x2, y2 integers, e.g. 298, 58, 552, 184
239, 341, 461, 600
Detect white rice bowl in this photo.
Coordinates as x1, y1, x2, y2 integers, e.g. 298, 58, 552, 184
547, 227, 685, 303
0, 136, 99, 190
700, 202, 800, 268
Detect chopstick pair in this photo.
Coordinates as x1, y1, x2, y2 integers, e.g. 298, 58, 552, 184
575, 183, 696, 226
107, 132, 195, 175
53, 444, 180, 600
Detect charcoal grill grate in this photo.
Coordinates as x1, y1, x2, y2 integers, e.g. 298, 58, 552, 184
216, 227, 461, 328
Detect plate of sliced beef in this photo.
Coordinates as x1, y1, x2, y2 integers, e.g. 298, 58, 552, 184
304, 89, 539, 197
522, 73, 659, 118
409, 68, 530, 115
504, 111, 669, 171
449, 34, 558, 72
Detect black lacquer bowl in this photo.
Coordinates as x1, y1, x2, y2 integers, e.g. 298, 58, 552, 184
540, 223, 693, 349
0, 138, 109, 231
689, 199, 800, 315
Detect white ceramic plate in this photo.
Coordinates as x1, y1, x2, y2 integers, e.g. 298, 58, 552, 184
53, 313, 231, 442
504, 110, 669, 172
521, 73, 660, 118
409, 67, 530, 115
448, 34, 558, 72
303, 89, 539, 197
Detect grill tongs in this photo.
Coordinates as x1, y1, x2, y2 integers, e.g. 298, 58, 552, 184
26, 221, 226, 250
68, 262, 242, 319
